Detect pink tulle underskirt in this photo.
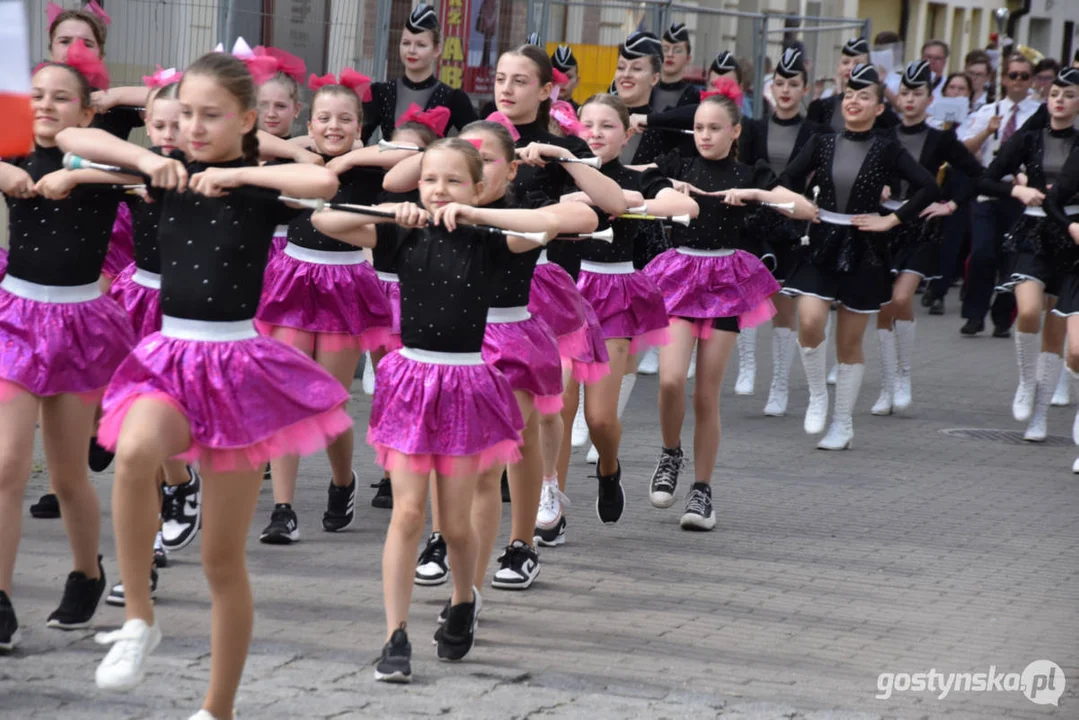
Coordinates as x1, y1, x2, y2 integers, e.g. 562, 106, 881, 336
372, 438, 523, 477
255, 320, 395, 354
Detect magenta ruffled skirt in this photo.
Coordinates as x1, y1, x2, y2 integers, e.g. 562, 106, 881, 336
577, 267, 670, 353
482, 314, 564, 414
256, 249, 393, 353
0, 281, 133, 400
645, 248, 779, 336
375, 274, 402, 350
367, 349, 524, 476
98, 328, 353, 473
102, 203, 135, 281
529, 262, 609, 384
0, 248, 7, 279
108, 264, 162, 341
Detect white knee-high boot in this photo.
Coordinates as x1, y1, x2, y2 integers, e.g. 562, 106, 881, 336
1024, 352, 1062, 442
734, 328, 757, 395
362, 352, 376, 395
1013, 331, 1040, 421
799, 341, 829, 434
893, 319, 915, 411
870, 328, 897, 416
1069, 368, 1079, 473
763, 327, 795, 416
817, 363, 864, 450
571, 384, 588, 447
1052, 353, 1071, 406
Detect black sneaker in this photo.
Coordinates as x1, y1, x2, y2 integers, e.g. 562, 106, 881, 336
46, 555, 106, 629
371, 476, 393, 509
992, 325, 1011, 338
500, 470, 511, 503
680, 484, 716, 531
437, 592, 479, 661
152, 532, 168, 569
433, 587, 482, 645
435, 597, 452, 625
960, 319, 984, 336
415, 532, 449, 586
534, 515, 567, 547
929, 297, 944, 316
258, 504, 299, 545
88, 436, 115, 473
0, 591, 18, 653
160, 467, 201, 551
29, 492, 60, 519
491, 540, 540, 590
374, 626, 412, 683
595, 461, 625, 524
649, 447, 683, 509
322, 472, 357, 532
105, 568, 159, 607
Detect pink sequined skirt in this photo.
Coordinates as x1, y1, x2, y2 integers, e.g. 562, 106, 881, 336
482, 310, 564, 415
367, 348, 524, 476
529, 260, 609, 384
0, 248, 8, 279
645, 248, 779, 334
577, 263, 670, 353
375, 272, 402, 349
98, 317, 352, 473
256, 245, 393, 353
0, 276, 133, 399
108, 264, 162, 341
102, 202, 135, 280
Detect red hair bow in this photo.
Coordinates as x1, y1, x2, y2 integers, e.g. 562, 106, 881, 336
485, 111, 520, 142
66, 37, 109, 89
308, 70, 373, 102
142, 65, 183, 89
700, 76, 743, 108
253, 46, 307, 84
550, 100, 588, 139
552, 68, 569, 87
48, 0, 111, 27
396, 103, 450, 137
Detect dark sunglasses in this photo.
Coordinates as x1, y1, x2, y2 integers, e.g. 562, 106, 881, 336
1008, 71, 1032, 81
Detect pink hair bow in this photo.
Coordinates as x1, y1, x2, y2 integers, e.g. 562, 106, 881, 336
485, 111, 520, 142
339, 68, 373, 102
47, 1, 111, 27
253, 46, 307, 84
550, 67, 569, 101
142, 65, 183, 89
66, 37, 109, 89
396, 103, 450, 137
463, 138, 484, 150
700, 76, 743, 108
550, 100, 588, 139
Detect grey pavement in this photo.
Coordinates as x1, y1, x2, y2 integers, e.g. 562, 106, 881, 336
1, 302, 1077, 720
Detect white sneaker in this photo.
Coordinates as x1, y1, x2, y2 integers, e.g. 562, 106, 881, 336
1073, 457, 1079, 474
534, 480, 569, 547
570, 386, 588, 447
94, 618, 162, 691
189, 711, 235, 720
362, 352, 376, 395
687, 350, 697, 380
585, 444, 598, 464
638, 346, 659, 375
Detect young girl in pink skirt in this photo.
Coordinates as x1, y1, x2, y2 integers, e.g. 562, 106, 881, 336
568, 94, 698, 525
57, 52, 346, 720
253, 71, 393, 544
0, 62, 131, 653
312, 137, 559, 682
643, 89, 816, 531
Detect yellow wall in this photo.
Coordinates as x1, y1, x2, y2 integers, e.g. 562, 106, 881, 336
547, 43, 620, 105
858, 0, 903, 35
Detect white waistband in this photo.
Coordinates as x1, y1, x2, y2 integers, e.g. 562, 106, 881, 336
818, 209, 858, 226
880, 199, 906, 212
535, 249, 549, 265
284, 243, 367, 266
161, 316, 258, 342
676, 247, 736, 257
0, 276, 100, 303
132, 268, 162, 290
400, 347, 484, 365
580, 260, 635, 275
376, 271, 399, 283
1024, 205, 1079, 218
273, 225, 289, 238
486, 306, 531, 323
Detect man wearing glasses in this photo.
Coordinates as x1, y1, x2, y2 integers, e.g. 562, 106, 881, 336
956, 54, 1040, 337
885, 40, 950, 102
964, 50, 993, 110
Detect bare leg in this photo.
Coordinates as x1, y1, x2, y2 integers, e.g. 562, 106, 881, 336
584, 339, 630, 477
383, 469, 430, 637
111, 397, 191, 623
470, 465, 503, 588
268, 328, 314, 505
434, 470, 480, 605
657, 320, 695, 449
690, 330, 737, 484
313, 344, 364, 487
198, 467, 263, 720
41, 394, 104, 580
506, 392, 540, 544
0, 391, 42, 594
555, 375, 580, 493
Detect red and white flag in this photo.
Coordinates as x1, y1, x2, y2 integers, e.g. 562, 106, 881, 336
0, 0, 33, 156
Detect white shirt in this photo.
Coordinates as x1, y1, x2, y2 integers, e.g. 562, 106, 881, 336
972, 91, 988, 112
957, 96, 1041, 167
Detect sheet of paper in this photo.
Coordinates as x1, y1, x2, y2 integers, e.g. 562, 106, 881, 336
929, 96, 969, 127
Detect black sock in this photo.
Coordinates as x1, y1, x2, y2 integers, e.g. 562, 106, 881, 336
663, 445, 682, 456
692, 482, 711, 494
